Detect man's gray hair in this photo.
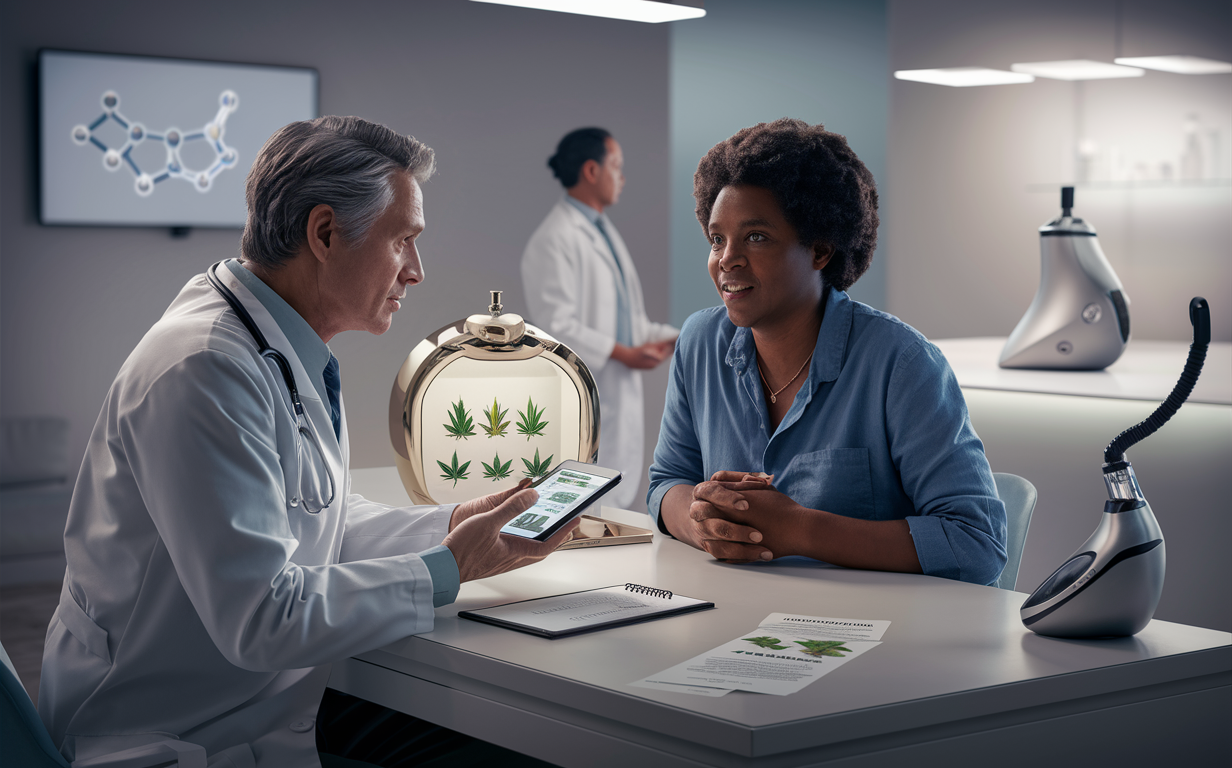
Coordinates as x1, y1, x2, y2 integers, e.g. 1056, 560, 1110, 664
241, 116, 436, 269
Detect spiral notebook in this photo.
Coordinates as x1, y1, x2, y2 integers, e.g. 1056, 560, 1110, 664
458, 583, 715, 639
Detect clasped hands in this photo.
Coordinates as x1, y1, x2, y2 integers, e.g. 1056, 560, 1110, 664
681, 471, 807, 564
612, 338, 675, 370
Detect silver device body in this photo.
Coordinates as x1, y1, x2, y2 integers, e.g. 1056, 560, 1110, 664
1021, 464, 1165, 638
1000, 190, 1131, 370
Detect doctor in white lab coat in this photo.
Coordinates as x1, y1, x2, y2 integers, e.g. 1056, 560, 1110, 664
522, 128, 678, 508
39, 117, 574, 768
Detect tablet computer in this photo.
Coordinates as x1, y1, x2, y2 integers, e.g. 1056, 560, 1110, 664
499, 460, 622, 542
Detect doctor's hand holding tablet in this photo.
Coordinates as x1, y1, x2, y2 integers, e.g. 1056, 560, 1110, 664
443, 461, 621, 582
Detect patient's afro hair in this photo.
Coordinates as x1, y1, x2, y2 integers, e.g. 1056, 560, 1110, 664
693, 118, 879, 292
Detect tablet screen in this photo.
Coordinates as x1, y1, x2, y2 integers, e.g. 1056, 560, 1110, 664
500, 467, 614, 539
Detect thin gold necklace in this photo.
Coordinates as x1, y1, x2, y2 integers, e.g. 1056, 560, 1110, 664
756, 352, 813, 404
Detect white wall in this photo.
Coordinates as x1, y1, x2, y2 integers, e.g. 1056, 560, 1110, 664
886, 0, 1231, 342
0, 0, 672, 509
669, 0, 889, 327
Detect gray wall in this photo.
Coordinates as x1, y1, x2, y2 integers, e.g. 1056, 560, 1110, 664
1, 0, 672, 509
668, 0, 889, 327
885, 0, 1231, 342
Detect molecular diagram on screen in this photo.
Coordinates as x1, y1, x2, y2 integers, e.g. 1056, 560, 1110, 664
70, 90, 239, 197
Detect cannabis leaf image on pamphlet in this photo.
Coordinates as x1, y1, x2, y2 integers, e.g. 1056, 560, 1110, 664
437, 451, 471, 487
515, 396, 548, 440
481, 397, 510, 438
444, 398, 476, 440
482, 453, 513, 481
743, 636, 788, 650
795, 640, 853, 658
521, 448, 553, 480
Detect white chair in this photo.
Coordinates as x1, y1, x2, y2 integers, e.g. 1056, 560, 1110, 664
993, 473, 1038, 591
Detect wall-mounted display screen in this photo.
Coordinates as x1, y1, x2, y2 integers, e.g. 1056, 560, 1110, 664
40, 50, 317, 228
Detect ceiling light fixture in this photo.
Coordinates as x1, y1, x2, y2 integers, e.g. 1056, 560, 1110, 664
469, 0, 705, 23
1113, 55, 1232, 75
1010, 59, 1144, 81
894, 67, 1035, 87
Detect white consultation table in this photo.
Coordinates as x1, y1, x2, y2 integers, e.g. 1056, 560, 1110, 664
334, 468, 1231, 767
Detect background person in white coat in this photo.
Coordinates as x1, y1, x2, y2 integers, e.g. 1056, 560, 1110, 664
39, 116, 573, 768
521, 128, 678, 509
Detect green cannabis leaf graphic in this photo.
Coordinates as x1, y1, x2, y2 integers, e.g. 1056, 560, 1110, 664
515, 396, 548, 440
437, 451, 471, 487
521, 448, 553, 480
743, 636, 788, 650
481, 397, 510, 438
481, 453, 513, 481
795, 640, 854, 658
444, 398, 475, 440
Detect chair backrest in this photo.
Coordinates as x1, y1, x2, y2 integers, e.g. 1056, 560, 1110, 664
993, 473, 1038, 591
0, 640, 71, 767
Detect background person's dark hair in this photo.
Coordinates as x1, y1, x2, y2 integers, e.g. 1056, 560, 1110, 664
547, 127, 612, 188
241, 116, 436, 270
693, 118, 879, 293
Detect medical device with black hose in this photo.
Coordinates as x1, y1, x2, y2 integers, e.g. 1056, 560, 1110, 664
205, 262, 336, 512
1020, 297, 1210, 638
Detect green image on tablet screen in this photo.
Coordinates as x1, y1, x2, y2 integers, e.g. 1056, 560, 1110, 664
502, 469, 607, 538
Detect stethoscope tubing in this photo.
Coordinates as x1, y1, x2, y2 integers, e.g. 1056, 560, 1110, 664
205, 262, 304, 416
205, 261, 337, 511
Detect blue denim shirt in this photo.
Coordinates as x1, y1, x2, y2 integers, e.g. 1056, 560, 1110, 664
647, 289, 1007, 585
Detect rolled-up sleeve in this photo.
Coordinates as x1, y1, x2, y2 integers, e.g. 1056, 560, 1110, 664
887, 342, 1007, 585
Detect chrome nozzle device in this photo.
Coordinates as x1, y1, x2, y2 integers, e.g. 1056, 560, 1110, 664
1000, 187, 1130, 370
1021, 298, 1209, 638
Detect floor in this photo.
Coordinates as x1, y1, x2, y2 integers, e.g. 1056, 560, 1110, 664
1, 580, 61, 707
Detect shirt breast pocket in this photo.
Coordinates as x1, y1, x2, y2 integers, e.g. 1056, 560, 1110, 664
779, 448, 874, 519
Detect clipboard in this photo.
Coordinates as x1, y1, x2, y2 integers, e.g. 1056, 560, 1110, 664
458, 583, 714, 639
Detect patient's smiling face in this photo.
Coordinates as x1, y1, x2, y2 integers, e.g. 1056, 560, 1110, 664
706, 185, 831, 332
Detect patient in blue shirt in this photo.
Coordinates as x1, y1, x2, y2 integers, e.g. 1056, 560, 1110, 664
647, 119, 1007, 585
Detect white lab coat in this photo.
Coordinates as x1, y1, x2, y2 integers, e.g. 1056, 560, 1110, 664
521, 199, 678, 508
39, 266, 454, 767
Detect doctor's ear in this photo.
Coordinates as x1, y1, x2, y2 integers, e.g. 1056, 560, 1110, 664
579, 158, 601, 186
305, 204, 338, 263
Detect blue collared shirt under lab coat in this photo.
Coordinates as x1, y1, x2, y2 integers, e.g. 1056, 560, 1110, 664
225, 259, 459, 604
647, 288, 1007, 585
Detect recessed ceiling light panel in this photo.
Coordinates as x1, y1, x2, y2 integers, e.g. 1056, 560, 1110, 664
1114, 55, 1232, 75
1010, 59, 1144, 80
894, 67, 1035, 87
470, 0, 706, 23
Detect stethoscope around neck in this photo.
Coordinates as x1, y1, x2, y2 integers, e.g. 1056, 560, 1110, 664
205, 261, 336, 513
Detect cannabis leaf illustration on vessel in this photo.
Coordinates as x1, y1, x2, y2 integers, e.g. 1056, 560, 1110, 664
481, 453, 513, 481
437, 451, 471, 487
444, 398, 475, 440
743, 636, 788, 650
795, 640, 853, 657
515, 396, 548, 440
521, 448, 553, 480
481, 397, 510, 438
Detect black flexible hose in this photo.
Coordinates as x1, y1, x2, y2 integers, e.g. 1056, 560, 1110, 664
1104, 297, 1210, 464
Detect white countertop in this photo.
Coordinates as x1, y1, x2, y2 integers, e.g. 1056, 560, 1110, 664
933, 338, 1231, 405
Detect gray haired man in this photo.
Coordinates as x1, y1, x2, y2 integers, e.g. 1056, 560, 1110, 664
39, 117, 572, 767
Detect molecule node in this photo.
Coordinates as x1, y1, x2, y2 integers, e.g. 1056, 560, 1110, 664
72, 89, 239, 197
